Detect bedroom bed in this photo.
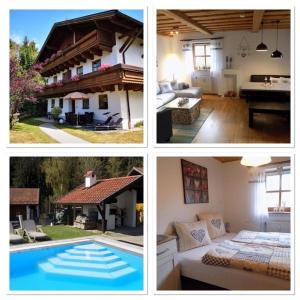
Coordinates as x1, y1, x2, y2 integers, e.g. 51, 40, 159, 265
175, 233, 290, 291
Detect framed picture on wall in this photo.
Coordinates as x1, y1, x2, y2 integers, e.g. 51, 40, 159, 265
181, 159, 209, 204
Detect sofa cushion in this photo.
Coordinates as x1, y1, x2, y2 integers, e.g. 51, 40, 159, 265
157, 92, 176, 108
176, 87, 203, 98
159, 82, 174, 93
156, 83, 161, 95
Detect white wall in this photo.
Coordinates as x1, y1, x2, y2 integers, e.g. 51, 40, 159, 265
157, 157, 225, 235
117, 190, 137, 227
157, 29, 290, 91
157, 157, 291, 235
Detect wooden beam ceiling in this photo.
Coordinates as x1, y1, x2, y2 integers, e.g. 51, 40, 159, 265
252, 10, 265, 32
157, 10, 290, 35
159, 10, 212, 35
213, 157, 241, 163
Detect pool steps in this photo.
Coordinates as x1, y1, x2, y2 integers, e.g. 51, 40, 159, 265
38, 243, 137, 280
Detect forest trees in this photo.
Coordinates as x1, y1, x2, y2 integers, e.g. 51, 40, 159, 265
10, 157, 143, 214
9, 37, 43, 128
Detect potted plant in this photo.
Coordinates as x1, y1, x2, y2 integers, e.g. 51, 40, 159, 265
51, 106, 62, 121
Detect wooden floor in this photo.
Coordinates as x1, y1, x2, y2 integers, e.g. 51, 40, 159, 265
193, 95, 290, 144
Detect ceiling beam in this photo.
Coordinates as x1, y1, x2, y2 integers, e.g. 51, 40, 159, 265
160, 10, 212, 35
252, 10, 265, 32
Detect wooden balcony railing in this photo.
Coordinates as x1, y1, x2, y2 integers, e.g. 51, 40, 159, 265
40, 29, 115, 77
38, 64, 143, 98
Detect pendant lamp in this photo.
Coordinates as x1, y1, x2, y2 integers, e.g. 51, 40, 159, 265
240, 156, 271, 167
271, 21, 283, 59
256, 22, 268, 52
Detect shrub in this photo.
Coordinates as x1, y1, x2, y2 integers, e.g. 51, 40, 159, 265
134, 120, 143, 128
51, 106, 62, 120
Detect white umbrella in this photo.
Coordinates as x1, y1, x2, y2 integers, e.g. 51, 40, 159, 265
63, 92, 89, 100
63, 92, 89, 126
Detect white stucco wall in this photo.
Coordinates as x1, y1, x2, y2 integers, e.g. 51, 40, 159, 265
116, 190, 137, 227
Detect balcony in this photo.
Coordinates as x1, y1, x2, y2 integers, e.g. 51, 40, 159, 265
39, 64, 143, 98
40, 29, 115, 77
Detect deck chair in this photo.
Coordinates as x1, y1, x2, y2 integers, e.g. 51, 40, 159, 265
23, 220, 49, 242
10, 222, 24, 244
95, 118, 123, 131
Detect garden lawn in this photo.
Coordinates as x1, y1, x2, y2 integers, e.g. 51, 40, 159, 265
42, 225, 99, 240
56, 125, 143, 144
10, 118, 57, 143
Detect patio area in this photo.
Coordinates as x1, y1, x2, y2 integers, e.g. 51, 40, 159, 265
10, 224, 143, 248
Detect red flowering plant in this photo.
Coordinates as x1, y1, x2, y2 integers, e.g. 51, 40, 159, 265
56, 50, 63, 57
71, 74, 80, 81
98, 64, 111, 72
55, 80, 63, 87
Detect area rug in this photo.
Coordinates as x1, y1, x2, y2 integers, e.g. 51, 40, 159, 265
169, 108, 213, 143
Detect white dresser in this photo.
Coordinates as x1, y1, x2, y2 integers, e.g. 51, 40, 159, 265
157, 236, 181, 290
191, 70, 212, 93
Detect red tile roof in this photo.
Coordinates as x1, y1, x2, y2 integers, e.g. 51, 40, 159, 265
56, 175, 142, 205
10, 188, 40, 205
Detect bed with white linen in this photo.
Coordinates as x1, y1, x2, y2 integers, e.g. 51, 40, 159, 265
175, 233, 290, 291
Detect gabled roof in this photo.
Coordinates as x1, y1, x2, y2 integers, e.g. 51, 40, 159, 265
37, 10, 143, 63
127, 166, 143, 176
10, 188, 40, 205
56, 175, 142, 205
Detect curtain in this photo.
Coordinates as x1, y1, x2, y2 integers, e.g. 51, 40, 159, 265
210, 39, 224, 95
249, 168, 269, 231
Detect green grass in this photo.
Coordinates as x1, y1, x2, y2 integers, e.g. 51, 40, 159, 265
10, 118, 58, 144
42, 225, 99, 240
56, 124, 144, 144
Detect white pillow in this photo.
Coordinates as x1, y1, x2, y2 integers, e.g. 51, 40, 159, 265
197, 213, 226, 239
156, 83, 161, 95
279, 77, 290, 84
270, 76, 280, 84
174, 220, 211, 252
159, 82, 173, 93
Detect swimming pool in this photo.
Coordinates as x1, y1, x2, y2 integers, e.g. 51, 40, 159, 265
10, 241, 143, 291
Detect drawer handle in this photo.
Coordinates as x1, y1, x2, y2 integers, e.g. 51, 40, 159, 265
157, 248, 170, 256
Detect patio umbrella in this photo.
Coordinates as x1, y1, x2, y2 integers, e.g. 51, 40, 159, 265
63, 92, 89, 126
63, 91, 89, 100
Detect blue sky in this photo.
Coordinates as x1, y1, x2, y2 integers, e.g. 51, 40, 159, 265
10, 10, 143, 49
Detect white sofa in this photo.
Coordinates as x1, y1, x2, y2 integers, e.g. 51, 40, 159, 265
157, 81, 203, 109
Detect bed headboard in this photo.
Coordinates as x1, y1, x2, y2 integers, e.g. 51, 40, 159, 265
250, 75, 290, 82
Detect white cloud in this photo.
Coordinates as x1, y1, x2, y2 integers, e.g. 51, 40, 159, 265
10, 33, 23, 44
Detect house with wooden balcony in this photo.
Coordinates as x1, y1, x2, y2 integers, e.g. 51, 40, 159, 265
36, 10, 143, 129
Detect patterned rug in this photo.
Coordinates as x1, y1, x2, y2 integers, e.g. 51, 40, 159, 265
170, 108, 213, 143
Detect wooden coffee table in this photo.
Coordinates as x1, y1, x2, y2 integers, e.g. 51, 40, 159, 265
164, 97, 201, 125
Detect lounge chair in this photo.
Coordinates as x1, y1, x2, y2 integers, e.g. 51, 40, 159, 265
94, 118, 123, 131
10, 222, 24, 244
23, 220, 49, 242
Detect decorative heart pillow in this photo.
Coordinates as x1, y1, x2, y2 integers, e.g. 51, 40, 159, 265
174, 220, 211, 252
197, 213, 226, 239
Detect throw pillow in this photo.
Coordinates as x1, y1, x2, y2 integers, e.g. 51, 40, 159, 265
170, 80, 179, 90
174, 220, 211, 252
270, 76, 280, 84
279, 77, 290, 84
197, 213, 226, 239
159, 82, 173, 93
156, 83, 161, 95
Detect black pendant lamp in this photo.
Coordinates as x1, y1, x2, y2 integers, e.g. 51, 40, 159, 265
271, 21, 283, 59
256, 22, 268, 52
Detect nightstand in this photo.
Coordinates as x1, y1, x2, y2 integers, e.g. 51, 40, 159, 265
157, 235, 181, 290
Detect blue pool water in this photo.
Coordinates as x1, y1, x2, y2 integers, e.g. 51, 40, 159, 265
10, 241, 143, 291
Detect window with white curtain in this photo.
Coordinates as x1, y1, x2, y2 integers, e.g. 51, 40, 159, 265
264, 165, 291, 212
192, 43, 211, 70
